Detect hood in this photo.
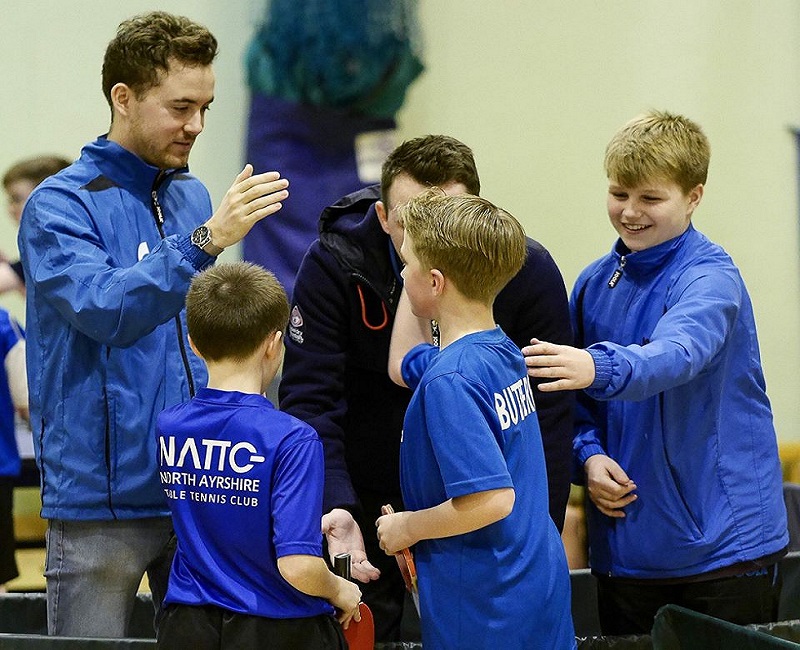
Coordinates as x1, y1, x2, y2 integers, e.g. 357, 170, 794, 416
318, 184, 400, 305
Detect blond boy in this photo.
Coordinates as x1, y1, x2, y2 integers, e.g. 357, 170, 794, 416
525, 111, 787, 635
379, 192, 575, 649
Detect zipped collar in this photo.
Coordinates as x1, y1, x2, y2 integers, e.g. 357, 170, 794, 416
82, 135, 189, 199
611, 225, 695, 280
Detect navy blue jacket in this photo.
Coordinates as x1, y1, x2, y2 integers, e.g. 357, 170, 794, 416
280, 185, 575, 530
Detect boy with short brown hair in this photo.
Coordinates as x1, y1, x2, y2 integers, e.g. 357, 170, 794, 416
157, 262, 360, 649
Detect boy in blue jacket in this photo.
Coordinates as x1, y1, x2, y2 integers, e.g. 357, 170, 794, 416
156, 262, 360, 649
380, 191, 575, 649
525, 110, 788, 635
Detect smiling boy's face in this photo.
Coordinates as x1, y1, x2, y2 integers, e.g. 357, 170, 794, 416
607, 178, 703, 252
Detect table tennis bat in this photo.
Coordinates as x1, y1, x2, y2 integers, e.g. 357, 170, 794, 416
333, 552, 374, 649
381, 504, 420, 614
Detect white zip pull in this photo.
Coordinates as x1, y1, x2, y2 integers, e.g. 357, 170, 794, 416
607, 256, 626, 288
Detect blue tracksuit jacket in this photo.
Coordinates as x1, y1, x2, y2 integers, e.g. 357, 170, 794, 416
19, 136, 214, 520
574, 225, 787, 578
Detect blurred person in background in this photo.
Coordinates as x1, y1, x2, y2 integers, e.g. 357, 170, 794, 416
1, 155, 70, 295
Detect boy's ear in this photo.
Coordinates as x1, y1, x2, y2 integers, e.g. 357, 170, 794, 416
187, 334, 203, 360
687, 184, 704, 215
264, 330, 283, 359
431, 269, 445, 296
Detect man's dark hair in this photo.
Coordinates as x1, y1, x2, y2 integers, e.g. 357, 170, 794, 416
102, 11, 218, 107
380, 135, 480, 205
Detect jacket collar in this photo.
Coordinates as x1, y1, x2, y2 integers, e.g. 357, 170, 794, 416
319, 185, 398, 289
612, 225, 696, 278
82, 135, 189, 196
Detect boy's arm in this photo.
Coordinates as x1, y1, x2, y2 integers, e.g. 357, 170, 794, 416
375, 487, 515, 555
277, 555, 362, 625
525, 268, 743, 401
272, 434, 369, 606
388, 289, 432, 387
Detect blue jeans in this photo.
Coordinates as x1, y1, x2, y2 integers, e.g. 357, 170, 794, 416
45, 517, 173, 638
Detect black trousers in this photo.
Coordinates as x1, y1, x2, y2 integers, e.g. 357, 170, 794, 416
0, 477, 18, 585
353, 489, 421, 643
596, 566, 781, 636
157, 604, 346, 650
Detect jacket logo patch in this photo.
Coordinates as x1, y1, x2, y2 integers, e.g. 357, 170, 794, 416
137, 242, 150, 261
289, 305, 304, 344
290, 306, 303, 328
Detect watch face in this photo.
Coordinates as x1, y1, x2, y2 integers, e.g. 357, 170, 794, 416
192, 226, 211, 247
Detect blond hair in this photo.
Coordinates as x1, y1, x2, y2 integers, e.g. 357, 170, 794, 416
398, 190, 526, 303
604, 110, 710, 193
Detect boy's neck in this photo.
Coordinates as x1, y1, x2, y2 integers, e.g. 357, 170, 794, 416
434, 297, 496, 349
204, 358, 275, 396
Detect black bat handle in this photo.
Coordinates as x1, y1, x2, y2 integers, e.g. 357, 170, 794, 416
333, 552, 351, 581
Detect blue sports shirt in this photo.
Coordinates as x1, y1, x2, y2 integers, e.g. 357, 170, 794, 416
401, 328, 575, 650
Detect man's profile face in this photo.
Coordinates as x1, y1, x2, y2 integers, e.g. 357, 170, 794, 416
117, 61, 215, 170
379, 173, 468, 255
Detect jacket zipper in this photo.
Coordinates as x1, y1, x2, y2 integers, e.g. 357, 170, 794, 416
352, 272, 399, 311
607, 255, 626, 288
151, 173, 196, 398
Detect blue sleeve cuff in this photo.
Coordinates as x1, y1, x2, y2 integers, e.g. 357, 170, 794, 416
576, 443, 607, 468
587, 346, 613, 391
176, 233, 216, 272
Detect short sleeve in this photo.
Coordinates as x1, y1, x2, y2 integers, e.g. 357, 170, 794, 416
272, 432, 326, 558
423, 372, 512, 499
401, 343, 437, 390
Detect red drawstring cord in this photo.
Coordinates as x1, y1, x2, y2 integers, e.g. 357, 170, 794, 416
357, 284, 389, 331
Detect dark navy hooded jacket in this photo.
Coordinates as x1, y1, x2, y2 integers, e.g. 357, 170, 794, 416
280, 185, 575, 530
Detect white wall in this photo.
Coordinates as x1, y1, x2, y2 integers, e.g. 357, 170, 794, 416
396, 1, 800, 441
2, 1, 799, 440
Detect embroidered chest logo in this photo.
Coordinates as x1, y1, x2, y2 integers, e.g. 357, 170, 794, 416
289, 305, 304, 344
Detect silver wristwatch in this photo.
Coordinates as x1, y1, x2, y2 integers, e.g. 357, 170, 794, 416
190, 225, 224, 256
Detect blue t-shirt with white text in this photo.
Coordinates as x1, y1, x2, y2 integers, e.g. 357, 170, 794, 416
157, 388, 332, 619
401, 328, 575, 649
